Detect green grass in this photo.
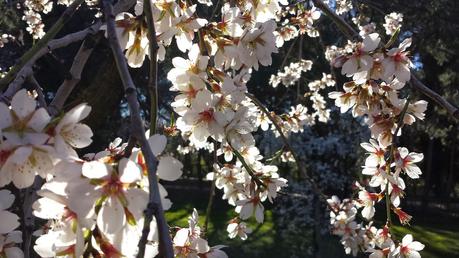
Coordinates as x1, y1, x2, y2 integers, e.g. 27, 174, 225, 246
164, 185, 459, 258
391, 215, 459, 258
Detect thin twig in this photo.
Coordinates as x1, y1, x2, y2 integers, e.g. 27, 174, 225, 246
28, 75, 47, 108
384, 98, 410, 234
311, 0, 360, 40
245, 93, 329, 202
232, 148, 266, 188
22, 177, 44, 257
203, 141, 218, 235
143, 0, 160, 135
102, 1, 173, 257
410, 75, 459, 120
280, 37, 299, 69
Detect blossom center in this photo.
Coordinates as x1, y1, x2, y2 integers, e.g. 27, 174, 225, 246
198, 109, 215, 123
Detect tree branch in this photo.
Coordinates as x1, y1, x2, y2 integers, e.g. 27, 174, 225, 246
0, 0, 86, 90
0, 0, 137, 103
410, 75, 459, 120
311, 0, 360, 40
28, 75, 47, 108
102, 1, 173, 257
143, 0, 160, 135
48, 34, 102, 115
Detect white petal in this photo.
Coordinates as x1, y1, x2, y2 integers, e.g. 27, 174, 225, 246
59, 103, 91, 127
82, 161, 110, 179
402, 234, 413, 246
0, 189, 15, 210
119, 158, 142, 183
194, 238, 210, 253
62, 123, 93, 148
0, 210, 20, 233
157, 156, 183, 181
27, 108, 51, 132
254, 203, 264, 223
408, 241, 425, 251
147, 134, 167, 156
239, 202, 253, 220
97, 197, 125, 235
125, 188, 149, 221
4, 247, 24, 258
173, 228, 189, 247
11, 89, 36, 119
0, 102, 12, 129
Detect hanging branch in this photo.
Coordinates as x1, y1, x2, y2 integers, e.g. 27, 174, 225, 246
143, 0, 160, 135
48, 34, 102, 115
102, 1, 173, 257
410, 75, 459, 120
311, 0, 459, 121
203, 141, 219, 235
0, 0, 86, 90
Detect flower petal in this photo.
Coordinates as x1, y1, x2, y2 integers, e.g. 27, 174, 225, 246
157, 156, 183, 181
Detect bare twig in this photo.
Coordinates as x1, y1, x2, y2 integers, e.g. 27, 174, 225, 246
0, 0, 86, 90
280, 37, 299, 69
245, 93, 329, 202
410, 75, 459, 120
48, 34, 102, 115
203, 141, 218, 235
102, 1, 173, 257
28, 75, 47, 108
311, 0, 360, 40
143, 0, 160, 135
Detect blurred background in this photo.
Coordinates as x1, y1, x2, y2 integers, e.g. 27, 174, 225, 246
1, 0, 458, 257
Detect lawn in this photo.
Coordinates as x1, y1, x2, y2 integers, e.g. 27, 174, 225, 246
164, 183, 459, 258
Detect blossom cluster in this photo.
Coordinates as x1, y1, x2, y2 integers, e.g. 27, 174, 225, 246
325, 17, 427, 257
0, 34, 15, 48
173, 209, 227, 257
269, 59, 313, 88
383, 13, 403, 36
0, 88, 227, 257
275, 6, 321, 45
0, 89, 93, 256
328, 196, 424, 257
21, 0, 100, 40
0, 190, 22, 257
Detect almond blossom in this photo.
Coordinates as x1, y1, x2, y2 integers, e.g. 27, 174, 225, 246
227, 221, 252, 240
391, 234, 424, 258
341, 33, 380, 83
394, 147, 424, 179
237, 20, 278, 70
0, 89, 54, 188
52, 103, 93, 160
382, 38, 413, 83
0, 190, 20, 234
